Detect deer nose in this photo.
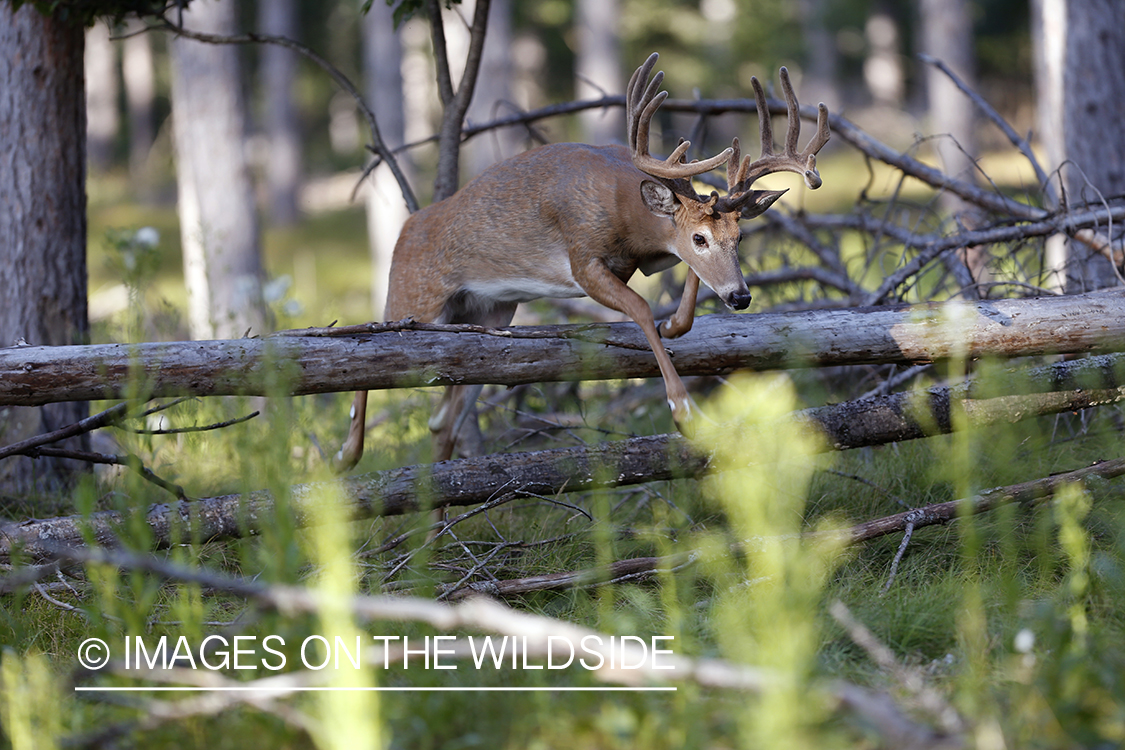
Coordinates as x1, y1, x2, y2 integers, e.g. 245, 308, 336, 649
727, 290, 753, 310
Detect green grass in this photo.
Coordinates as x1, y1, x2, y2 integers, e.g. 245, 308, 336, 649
5, 365, 1121, 748
4, 168, 1124, 749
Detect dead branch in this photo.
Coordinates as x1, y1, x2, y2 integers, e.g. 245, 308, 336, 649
440, 452, 1125, 600
918, 53, 1055, 207
428, 0, 491, 202
19, 447, 187, 499
830, 601, 965, 736
3, 362, 1121, 560
0, 402, 131, 460
839, 455, 1125, 546
51, 544, 956, 748
3, 291, 1125, 408
128, 409, 259, 435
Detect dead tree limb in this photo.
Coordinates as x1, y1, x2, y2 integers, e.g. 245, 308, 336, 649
3, 291, 1125, 408
43, 544, 953, 749
440, 453, 1125, 601
3, 373, 1121, 559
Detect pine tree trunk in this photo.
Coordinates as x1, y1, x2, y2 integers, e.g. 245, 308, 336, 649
259, 0, 302, 226
575, 0, 622, 145
918, 0, 986, 297
84, 20, 118, 172
122, 19, 156, 189
362, 0, 411, 319
0, 4, 90, 495
170, 0, 270, 340
1033, 0, 1125, 292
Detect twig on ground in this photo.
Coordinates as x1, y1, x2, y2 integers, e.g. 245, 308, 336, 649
830, 600, 965, 737
880, 517, 916, 595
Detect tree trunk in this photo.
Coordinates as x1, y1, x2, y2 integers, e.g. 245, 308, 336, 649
84, 20, 118, 172
797, 0, 839, 110
918, 0, 987, 297
362, 0, 411, 318
122, 18, 155, 189
1033, 0, 1125, 292
863, 7, 904, 107
575, 0, 623, 145
919, 0, 976, 180
170, 0, 270, 340
465, 0, 518, 176
429, 0, 491, 203
0, 4, 90, 494
258, 0, 302, 226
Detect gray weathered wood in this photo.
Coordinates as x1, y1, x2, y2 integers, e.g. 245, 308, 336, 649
1, 291, 1124, 407
3, 377, 1121, 559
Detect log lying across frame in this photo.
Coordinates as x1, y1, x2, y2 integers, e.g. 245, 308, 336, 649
3, 360, 1122, 559
2, 290, 1124, 407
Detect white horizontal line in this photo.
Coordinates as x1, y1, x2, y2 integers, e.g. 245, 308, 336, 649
75, 686, 676, 693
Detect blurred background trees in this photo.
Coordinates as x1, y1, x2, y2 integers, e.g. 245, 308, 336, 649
70, 0, 1121, 336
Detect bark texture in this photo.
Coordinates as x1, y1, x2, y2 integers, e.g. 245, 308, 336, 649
259, 0, 302, 225
3, 379, 1120, 559
170, 0, 270, 340
0, 4, 90, 494
2, 292, 1124, 407
1033, 0, 1125, 291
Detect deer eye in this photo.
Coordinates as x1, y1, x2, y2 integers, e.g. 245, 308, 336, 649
692, 233, 707, 247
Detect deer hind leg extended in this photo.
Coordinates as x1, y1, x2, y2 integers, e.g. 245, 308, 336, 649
572, 258, 694, 429
332, 288, 450, 474
428, 300, 517, 462
426, 301, 516, 538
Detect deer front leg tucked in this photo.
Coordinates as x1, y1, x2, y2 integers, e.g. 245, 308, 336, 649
332, 389, 368, 472
572, 258, 694, 427
660, 269, 701, 339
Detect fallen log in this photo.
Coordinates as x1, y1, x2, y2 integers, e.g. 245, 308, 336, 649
4, 378, 1121, 559
2, 290, 1124, 407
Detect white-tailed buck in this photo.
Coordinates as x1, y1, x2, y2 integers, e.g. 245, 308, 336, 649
334, 52, 829, 471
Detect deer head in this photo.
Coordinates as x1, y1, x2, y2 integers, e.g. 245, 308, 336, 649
627, 53, 831, 310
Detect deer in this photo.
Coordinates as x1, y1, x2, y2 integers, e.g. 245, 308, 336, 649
333, 52, 830, 473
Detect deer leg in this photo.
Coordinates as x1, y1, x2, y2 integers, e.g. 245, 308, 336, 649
429, 384, 484, 463
427, 302, 516, 539
660, 269, 701, 339
573, 259, 694, 428
332, 390, 368, 472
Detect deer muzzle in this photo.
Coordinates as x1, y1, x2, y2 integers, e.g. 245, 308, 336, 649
726, 289, 753, 310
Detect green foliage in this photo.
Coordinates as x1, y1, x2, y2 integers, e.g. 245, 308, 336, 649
10, 0, 181, 26
361, 0, 460, 30
5, 3, 1123, 745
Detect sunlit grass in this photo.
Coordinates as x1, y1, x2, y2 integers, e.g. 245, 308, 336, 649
5, 150, 1121, 747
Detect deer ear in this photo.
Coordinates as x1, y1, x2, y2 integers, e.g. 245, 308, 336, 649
639, 180, 677, 218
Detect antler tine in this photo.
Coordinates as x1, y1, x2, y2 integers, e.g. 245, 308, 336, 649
750, 75, 774, 158
626, 53, 659, 151
627, 52, 732, 182
726, 137, 742, 192
807, 102, 832, 160
728, 67, 832, 193
779, 67, 802, 155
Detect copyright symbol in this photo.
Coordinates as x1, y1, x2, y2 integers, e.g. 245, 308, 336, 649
77, 638, 110, 670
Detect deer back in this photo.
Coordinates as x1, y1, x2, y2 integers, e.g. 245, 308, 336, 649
384, 142, 692, 323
